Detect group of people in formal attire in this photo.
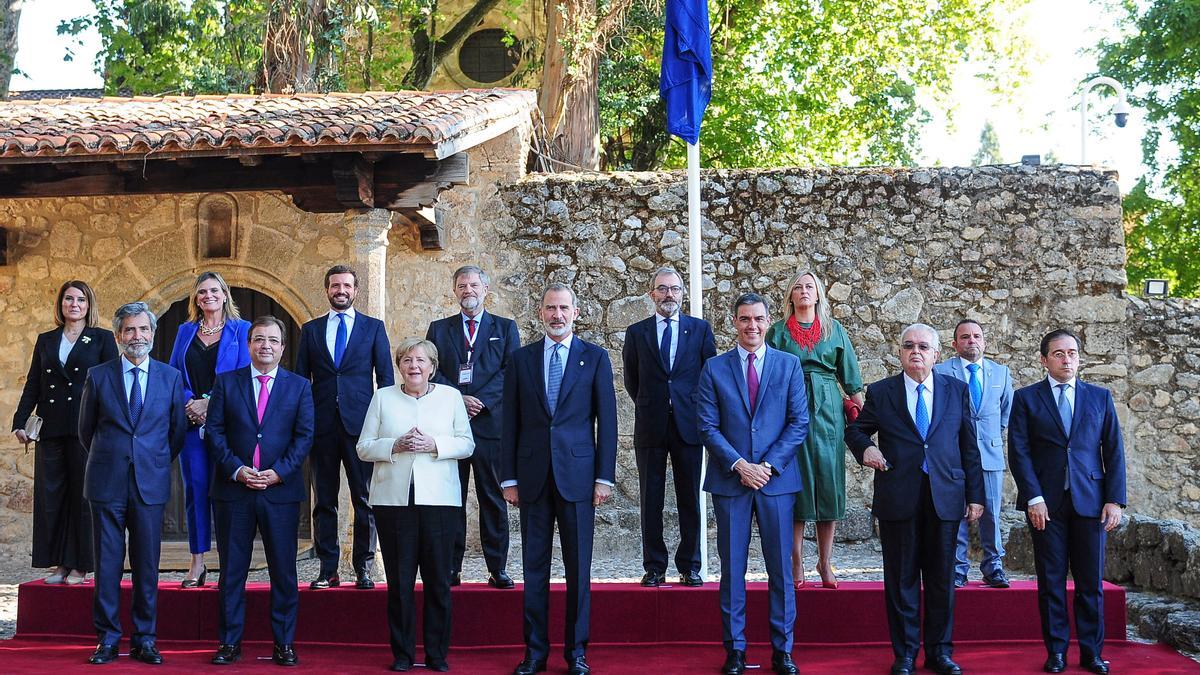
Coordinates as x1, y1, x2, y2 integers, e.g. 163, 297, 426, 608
12, 264, 1126, 675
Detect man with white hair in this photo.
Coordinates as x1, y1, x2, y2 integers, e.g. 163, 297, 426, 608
845, 323, 984, 675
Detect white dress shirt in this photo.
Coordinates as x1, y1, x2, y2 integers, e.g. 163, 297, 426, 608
1026, 374, 1078, 507
903, 371, 935, 424
324, 307, 357, 360
730, 343, 767, 471
121, 355, 148, 400
250, 365, 279, 406
655, 312, 680, 370
59, 333, 77, 366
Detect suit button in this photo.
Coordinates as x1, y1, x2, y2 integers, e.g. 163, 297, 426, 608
49, 399, 55, 403
46, 369, 51, 373
257, 434, 263, 439
75, 367, 80, 371
50, 384, 56, 389
67, 397, 72, 401
924, 444, 929, 449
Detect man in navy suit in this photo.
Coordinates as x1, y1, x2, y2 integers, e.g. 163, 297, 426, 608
206, 316, 315, 667
846, 323, 984, 675
426, 265, 520, 588
78, 302, 186, 665
1009, 329, 1125, 675
295, 264, 394, 589
697, 292, 808, 675
500, 283, 617, 675
933, 319, 1014, 588
623, 267, 716, 587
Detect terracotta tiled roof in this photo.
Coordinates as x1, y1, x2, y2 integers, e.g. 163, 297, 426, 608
0, 89, 537, 161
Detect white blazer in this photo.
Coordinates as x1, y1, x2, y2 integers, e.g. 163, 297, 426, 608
356, 383, 474, 506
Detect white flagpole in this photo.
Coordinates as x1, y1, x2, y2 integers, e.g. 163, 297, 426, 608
687, 140, 708, 580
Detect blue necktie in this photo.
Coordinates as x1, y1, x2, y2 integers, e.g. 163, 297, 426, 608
915, 383, 929, 473
1057, 383, 1073, 434
660, 317, 673, 372
967, 363, 982, 411
333, 312, 347, 368
129, 366, 143, 427
547, 344, 563, 416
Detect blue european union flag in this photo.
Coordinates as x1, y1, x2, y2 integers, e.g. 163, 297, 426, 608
660, 0, 712, 145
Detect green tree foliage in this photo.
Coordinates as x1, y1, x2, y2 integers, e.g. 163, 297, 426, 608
971, 121, 1002, 166
1097, 0, 1200, 297
601, 0, 1029, 170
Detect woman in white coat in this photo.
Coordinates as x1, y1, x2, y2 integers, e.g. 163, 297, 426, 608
357, 337, 474, 672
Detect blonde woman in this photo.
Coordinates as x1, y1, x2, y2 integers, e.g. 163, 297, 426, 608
765, 270, 864, 589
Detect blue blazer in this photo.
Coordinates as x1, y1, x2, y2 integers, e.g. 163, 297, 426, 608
696, 347, 809, 497
425, 311, 521, 440
294, 312, 394, 437
1008, 379, 1126, 518
845, 373, 984, 521
205, 366, 315, 504
167, 318, 252, 401
933, 356, 1013, 471
499, 337, 618, 504
622, 313, 717, 447
78, 358, 187, 505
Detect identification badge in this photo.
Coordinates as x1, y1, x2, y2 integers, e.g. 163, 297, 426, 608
458, 363, 474, 385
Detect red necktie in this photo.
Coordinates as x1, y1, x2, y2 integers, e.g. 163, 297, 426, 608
467, 318, 477, 341
253, 374, 270, 469
747, 352, 760, 416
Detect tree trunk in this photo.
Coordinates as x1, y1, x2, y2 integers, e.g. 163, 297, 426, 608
539, 0, 601, 171
0, 0, 23, 99
262, 0, 328, 93
400, 0, 504, 90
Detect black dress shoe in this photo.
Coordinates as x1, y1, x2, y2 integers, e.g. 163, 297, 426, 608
680, 570, 704, 587
211, 644, 242, 665
1042, 653, 1065, 673
1080, 655, 1110, 674
512, 656, 547, 675
722, 649, 746, 675
640, 571, 665, 587
427, 658, 450, 672
488, 570, 515, 589
983, 569, 1011, 589
390, 658, 412, 672
181, 566, 208, 589
566, 655, 590, 675
450, 571, 462, 587
953, 573, 968, 588
925, 655, 963, 675
272, 644, 298, 666
130, 642, 163, 665
310, 573, 340, 589
356, 573, 375, 589
88, 644, 119, 665
890, 656, 915, 675
771, 650, 799, 674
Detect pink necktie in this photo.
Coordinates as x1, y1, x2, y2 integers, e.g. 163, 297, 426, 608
253, 374, 270, 469
747, 352, 760, 416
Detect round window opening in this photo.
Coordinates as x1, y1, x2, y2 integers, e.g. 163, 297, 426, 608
459, 28, 522, 84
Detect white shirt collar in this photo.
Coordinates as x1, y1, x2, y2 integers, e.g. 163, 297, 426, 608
252, 365, 280, 379
461, 310, 486, 324
544, 334, 573, 352
121, 355, 147, 373
903, 371, 934, 392
1046, 374, 1076, 389
657, 311, 679, 323
328, 307, 357, 320
736, 343, 766, 361
961, 355, 985, 367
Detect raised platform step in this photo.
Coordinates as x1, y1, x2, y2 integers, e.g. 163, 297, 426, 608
16, 580, 1126, 646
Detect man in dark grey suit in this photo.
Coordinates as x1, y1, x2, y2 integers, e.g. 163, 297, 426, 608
78, 302, 186, 665
425, 265, 520, 588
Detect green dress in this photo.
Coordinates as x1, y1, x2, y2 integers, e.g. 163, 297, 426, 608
766, 317, 863, 522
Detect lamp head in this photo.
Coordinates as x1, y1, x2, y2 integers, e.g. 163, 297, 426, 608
1114, 100, 1131, 128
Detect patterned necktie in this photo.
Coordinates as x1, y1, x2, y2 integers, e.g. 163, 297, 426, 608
916, 382, 930, 473
333, 312, 347, 367
747, 352, 760, 416
253, 374, 271, 469
129, 366, 143, 427
660, 317, 673, 372
466, 318, 477, 361
547, 344, 563, 416
1057, 383, 1073, 434
967, 363, 983, 411
467, 318, 477, 341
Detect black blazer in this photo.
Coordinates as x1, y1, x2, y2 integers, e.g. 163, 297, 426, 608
294, 311, 395, 437
12, 326, 119, 439
622, 313, 716, 447
425, 311, 521, 440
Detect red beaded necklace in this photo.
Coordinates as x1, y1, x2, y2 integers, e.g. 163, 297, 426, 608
786, 313, 822, 352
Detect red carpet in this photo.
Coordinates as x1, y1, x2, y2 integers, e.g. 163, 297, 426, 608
0, 638, 1197, 674
15, 580, 1125, 645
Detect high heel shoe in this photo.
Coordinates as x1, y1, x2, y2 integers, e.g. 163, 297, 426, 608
182, 566, 208, 588
794, 577, 806, 590
818, 564, 839, 590
65, 570, 90, 585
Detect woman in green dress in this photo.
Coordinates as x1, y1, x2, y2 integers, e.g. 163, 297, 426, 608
766, 270, 864, 589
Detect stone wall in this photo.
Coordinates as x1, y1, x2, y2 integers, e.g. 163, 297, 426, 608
491, 166, 1163, 554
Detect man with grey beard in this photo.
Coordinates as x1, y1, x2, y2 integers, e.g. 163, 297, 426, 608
78, 302, 186, 665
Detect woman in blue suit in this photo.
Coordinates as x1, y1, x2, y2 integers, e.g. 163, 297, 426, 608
168, 271, 251, 586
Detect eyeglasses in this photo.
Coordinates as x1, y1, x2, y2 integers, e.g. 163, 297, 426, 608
901, 341, 935, 352
250, 336, 282, 345
655, 285, 684, 294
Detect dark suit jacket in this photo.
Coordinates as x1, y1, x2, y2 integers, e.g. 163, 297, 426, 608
425, 311, 520, 440
622, 313, 716, 447
12, 326, 118, 438
696, 346, 809, 497
205, 366, 315, 504
1008, 379, 1126, 518
500, 337, 618, 504
78, 357, 187, 505
167, 318, 252, 400
294, 311, 394, 436
845, 373, 984, 521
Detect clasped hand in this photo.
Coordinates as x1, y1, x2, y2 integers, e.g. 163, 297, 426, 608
735, 460, 771, 490
185, 397, 209, 425
391, 427, 436, 454
238, 467, 279, 490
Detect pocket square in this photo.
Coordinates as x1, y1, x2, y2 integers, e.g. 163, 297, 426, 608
489, 336, 500, 340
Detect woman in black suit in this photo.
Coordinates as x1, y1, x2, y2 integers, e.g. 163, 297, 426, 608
12, 280, 118, 584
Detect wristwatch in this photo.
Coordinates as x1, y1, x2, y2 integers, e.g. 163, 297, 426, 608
761, 461, 778, 476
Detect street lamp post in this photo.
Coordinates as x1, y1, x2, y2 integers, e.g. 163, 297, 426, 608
1080, 76, 1131, 165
